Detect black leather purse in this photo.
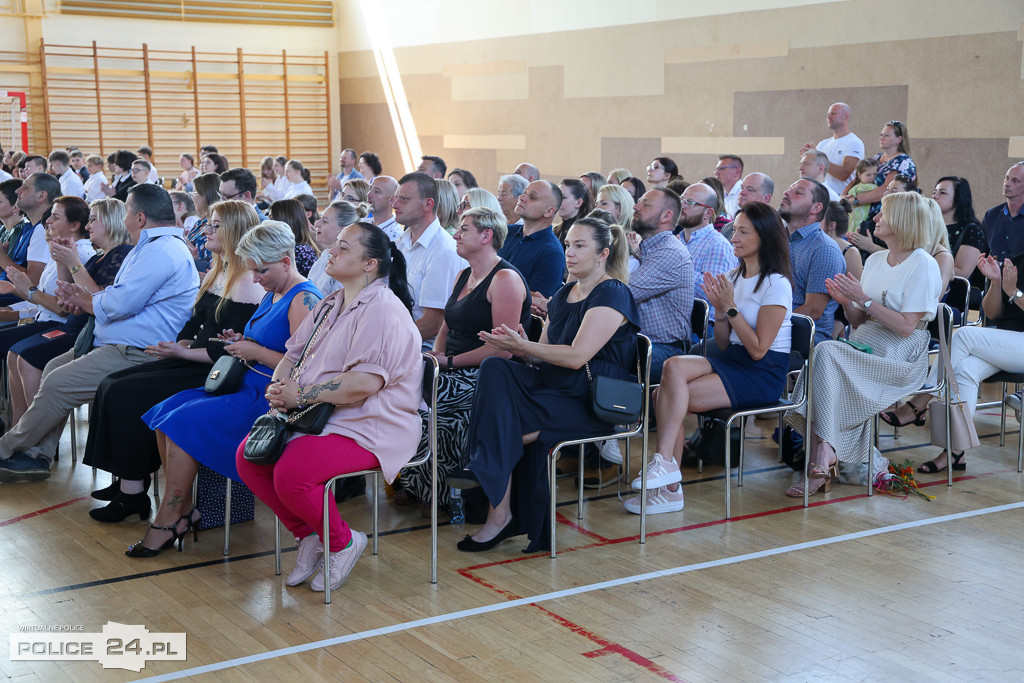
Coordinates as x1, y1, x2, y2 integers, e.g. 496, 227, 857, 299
241, 304, 335, 466
243, 402, 335, 466
204, 355, 247, 395
585, 360, 642, 424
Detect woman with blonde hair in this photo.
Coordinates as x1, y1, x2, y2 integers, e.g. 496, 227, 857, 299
456, 187, 503, 221
84, 200, 267, 522
595, 183, 635, 233
435, 178, 461, 234
785, 191, 942, 496
606, 168, 632, 185
447, 215, 639, 552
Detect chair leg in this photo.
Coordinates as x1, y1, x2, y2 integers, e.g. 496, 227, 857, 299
737, 417, 745, 487
777, 414, 784, 463
724, 417, 733, 519
577, 443, 585, 520
1018, 409, 1024, 473
1000, 382, 1008, 447
549, 448, 559, 559
70, 410, 77, 463
867, 420, 875, 497
323, 481, 333, 604
274, 517, 282, 576
371, 471, 379, 556
223, 479, 232, 555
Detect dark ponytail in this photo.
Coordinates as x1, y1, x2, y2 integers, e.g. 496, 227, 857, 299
301, 167, 311, 184
354, 221, 414, 314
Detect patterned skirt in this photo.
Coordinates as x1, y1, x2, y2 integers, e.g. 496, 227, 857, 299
400, 366, 480, 507
786, 321, 929, 464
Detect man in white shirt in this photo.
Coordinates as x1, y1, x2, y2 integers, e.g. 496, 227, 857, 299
800, 102, 864, 198
20, 155, 46, 179
392, 172, 466, 349
367, 175, 401, 242
49, 150, 86, 199
798, 151, 842, 201
0, 145, 12, 182
714, 155, 744, 218
9, 172, 57, 289
136, 145, 160, 184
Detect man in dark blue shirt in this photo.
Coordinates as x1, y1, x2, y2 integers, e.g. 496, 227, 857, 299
498, 180, 565, 298
983, 162, 1024, 261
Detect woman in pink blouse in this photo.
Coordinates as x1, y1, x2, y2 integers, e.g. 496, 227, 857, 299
236, 222, 423, 593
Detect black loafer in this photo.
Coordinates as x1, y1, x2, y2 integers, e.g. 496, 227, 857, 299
92, 474, 151, 501
445, 468, 481, 490
456, 518, 519, 552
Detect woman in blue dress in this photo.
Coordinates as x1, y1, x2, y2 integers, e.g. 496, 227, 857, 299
127, 220, 321, 557
447, 215, 640, 553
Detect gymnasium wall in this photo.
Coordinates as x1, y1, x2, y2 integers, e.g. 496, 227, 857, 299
334, 0, 1024, 211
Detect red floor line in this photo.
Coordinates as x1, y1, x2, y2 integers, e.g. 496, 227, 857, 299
0, 496, 90, 527
457, 473, 980, 573
556, 510, 610, 542
533, 605, 689, 682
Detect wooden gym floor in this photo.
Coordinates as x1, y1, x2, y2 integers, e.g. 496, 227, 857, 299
2, 383, 1023, 681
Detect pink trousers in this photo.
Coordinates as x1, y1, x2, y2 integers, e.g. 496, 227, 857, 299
236, 433, 379, 548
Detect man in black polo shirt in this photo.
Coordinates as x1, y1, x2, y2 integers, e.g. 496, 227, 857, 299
983, 161, 1024, 261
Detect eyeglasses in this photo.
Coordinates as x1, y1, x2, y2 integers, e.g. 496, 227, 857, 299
457, 201, 471, 211
681, 197, 712, 210
205, 221, 222, 232
887, 120, 903, 132
647, 163, 663, 171
220, 189, 245, 200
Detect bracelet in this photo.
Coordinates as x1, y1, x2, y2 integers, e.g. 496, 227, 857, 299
70, 264, 81, 275
297, 384, 305, 409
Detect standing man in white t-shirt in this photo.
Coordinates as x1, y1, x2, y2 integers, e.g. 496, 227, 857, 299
800, 102, 864, 198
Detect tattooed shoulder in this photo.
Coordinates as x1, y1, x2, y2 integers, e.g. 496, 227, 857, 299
302, 291, 321, 310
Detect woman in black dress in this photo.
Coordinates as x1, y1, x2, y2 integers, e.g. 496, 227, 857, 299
447, 215, 640, 552
85, 200, 265, 522
395, 207, 531, 514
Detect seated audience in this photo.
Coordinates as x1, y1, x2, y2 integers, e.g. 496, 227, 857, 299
629, 202, 792, 514
186, 172, 220, 272
49, 150, 86, 199
357, 151, 381, 182
83, 155, 109, 203
607, 168, 632, 185
620, 177, 646, 203
578, 172, 607, 200
847, 174, 918, 258
446, 215, 639, 552
396, 207, 531, 514
647, 157, 681, 189
785, 192, 943, 496
677, 182, 738, 319
0, 184, 198, 481
281, 160, 313, 200
125, 221, 320, 555
239, 222, 421, 591
84, 201, 264, 521
101, 150, 138, 202
496, 174, 528, 226
595, 183, 634, 232
820, 200, 862, 337
932, 176, 985, 287
257, 156, 288, 204
177, 153, 199, 192
554, 179, 592, 247
435, 178, 460, 234
457, 187, 503, 222
983, 162, 1024, 262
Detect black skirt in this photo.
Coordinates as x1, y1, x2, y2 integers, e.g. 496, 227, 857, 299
83, 358, 211, 479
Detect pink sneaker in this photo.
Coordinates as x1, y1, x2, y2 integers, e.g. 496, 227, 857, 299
624, 485, 684, 515
286, 534, 323, 587
311, 530, 367, 592
630, 453, 681, 490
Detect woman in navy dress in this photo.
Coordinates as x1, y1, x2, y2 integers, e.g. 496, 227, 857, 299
126, 221, 321, 557
447, 215, 640, 553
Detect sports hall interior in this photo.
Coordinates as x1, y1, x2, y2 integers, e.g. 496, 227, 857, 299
2, 0, 1024, 680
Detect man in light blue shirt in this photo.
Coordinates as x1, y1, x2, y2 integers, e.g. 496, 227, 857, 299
0, 184, 198, 482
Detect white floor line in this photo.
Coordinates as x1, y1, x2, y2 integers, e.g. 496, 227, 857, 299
135, 501, 1024, 682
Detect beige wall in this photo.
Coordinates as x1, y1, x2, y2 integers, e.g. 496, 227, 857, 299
335, 0, 1024, 210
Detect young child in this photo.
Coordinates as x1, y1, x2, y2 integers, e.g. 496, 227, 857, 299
847, 158, 879, 227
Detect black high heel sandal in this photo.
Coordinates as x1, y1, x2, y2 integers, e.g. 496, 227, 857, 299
917, 451, 965, 474
880, 403, 927, 427
183, 507, 202, 542
125, 517, 187, 558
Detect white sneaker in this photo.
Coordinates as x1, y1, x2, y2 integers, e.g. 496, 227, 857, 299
1006, 390, 1022, 423
286, 534, 323, 587
630, 453, 681, 490
311, 530, 367, 592
624, 485, 684, 515
598, 439, 623, 465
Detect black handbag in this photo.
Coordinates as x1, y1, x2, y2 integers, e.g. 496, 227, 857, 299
204, 355, 247, 395
241, 304, 335, 466
242, 402, 335, 466
585, 361, 642, 424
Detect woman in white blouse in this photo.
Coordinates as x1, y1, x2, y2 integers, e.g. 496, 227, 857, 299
282, 160, 314, 200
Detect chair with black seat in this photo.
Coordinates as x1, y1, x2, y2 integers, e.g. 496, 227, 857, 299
546, 333, 652, 558
272, 353, 440, 603
690, 313, 815, 519
946, 276, 970, 328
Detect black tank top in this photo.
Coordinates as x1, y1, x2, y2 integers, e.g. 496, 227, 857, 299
444, 258, 531, 357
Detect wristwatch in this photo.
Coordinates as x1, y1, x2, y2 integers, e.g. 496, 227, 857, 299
726, 307, 738, 319
70, 264, 81, 275
862, 298, 873, 310
447, 355, 455, 371
26, 286, 38, 302
1009, 290, 1023, 305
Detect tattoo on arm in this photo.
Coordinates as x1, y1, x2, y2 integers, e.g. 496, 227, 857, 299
301, 292, 320, 311
301, 375, 343, 403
